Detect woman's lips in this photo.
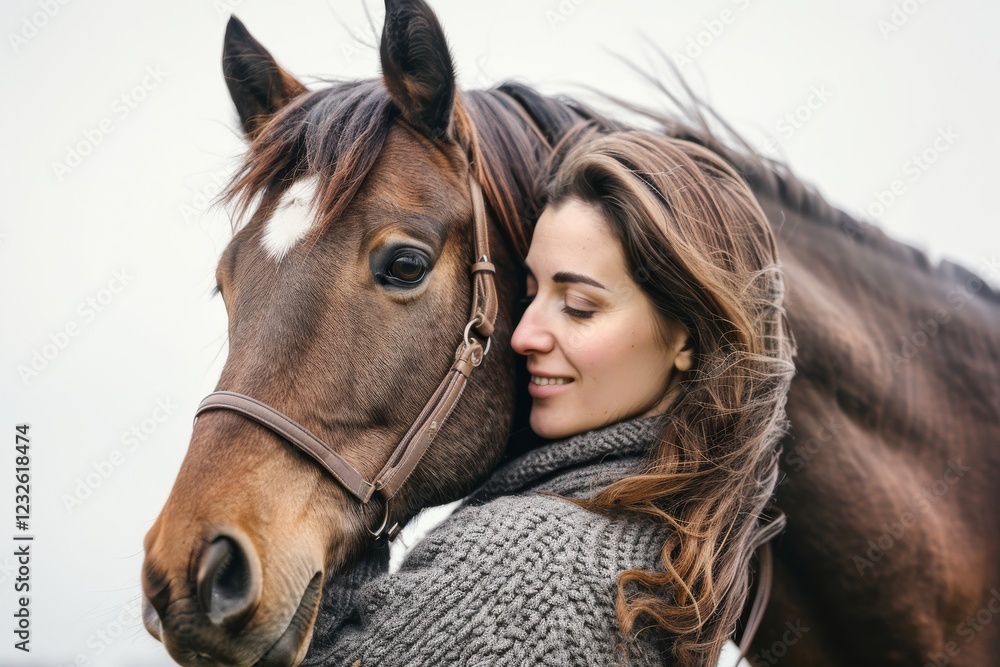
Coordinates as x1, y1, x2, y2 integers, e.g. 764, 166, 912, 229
528, 374, 574, 398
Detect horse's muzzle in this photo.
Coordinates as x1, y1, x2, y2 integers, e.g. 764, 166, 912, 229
142, 525, 322, 667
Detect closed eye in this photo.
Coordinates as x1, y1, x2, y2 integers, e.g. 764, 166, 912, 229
562, 305, 594, 319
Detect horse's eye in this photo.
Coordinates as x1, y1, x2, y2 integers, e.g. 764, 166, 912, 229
379, 250, 429, 287
391, 255, 425, 281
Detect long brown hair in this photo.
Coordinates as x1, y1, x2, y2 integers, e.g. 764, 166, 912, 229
543, 129, 796, 665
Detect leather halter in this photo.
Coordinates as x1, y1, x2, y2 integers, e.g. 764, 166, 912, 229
738, 508, 787, 657
193, 172, 498, 540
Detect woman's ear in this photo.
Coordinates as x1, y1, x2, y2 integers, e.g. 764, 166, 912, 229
673, 334, 694, 373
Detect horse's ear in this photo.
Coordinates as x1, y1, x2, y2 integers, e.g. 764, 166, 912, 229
222, 16, 307, 139
380, 0, 456, 141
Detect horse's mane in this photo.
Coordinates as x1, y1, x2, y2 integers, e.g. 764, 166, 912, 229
223, 75, 997, 304
498, 80, 998, 303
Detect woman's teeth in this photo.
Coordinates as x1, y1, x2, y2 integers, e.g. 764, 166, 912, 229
530, 375, 572, 385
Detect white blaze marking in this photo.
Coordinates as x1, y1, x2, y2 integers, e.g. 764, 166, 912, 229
261, 175, 320, 261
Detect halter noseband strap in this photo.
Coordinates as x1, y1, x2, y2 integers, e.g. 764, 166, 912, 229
193, 173, 497, 541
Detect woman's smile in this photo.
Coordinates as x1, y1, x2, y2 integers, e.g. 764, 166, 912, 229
528, 373, 575, 398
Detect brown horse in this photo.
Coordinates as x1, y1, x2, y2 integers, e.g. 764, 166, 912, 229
141, 1, 1000, 665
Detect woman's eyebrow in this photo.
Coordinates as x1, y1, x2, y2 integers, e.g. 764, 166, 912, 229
521, 262, 607, 291
552, 271, 608, 290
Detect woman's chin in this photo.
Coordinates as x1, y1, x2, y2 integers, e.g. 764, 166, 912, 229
530, 412, 578, 441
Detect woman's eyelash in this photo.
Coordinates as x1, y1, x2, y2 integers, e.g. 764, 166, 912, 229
520, 264, 597, 319
520, 294, 594, 318
562, 306, 595, 319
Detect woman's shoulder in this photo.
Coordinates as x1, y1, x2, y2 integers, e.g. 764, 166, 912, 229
409, 491, 668, 578
307, 492, 670, 667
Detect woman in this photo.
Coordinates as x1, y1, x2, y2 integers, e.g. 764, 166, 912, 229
302, 129, 795, 666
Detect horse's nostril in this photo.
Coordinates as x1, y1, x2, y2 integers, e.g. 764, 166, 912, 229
142, 595, 163, 641
196, 531, 261, 627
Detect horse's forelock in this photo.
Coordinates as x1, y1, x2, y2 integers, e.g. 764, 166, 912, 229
222, 80, 393, 235
221, 80, 555, 259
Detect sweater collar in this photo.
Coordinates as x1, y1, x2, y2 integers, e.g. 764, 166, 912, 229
469, 414, 667, 502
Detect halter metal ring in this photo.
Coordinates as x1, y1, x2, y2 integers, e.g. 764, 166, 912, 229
463, 318, 492, 356
367, 496, 391, 539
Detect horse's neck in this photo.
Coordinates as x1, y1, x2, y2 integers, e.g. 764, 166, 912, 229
764, 192, 1000, 440
758, 191, 1000, 662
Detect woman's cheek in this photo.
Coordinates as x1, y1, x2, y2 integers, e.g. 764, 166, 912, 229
571, 321, 630, 372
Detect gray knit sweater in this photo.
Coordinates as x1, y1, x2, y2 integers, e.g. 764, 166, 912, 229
302, 415, 673, 666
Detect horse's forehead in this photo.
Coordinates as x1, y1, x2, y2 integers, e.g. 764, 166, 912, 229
260, 175, 321, 261
363, 124, 468, 209
255, 124, 467, 263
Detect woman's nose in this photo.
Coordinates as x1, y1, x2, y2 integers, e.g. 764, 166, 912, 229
511, 299, 552, 356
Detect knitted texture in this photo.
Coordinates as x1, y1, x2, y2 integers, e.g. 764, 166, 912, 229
302, 415, 672, 666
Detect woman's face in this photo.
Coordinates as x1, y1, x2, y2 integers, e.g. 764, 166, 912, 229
511, 198, 692, 439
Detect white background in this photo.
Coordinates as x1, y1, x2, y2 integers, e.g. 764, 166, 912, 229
2, 0, 997, 665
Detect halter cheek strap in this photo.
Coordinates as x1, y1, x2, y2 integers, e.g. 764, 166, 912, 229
193, 172, 497, 541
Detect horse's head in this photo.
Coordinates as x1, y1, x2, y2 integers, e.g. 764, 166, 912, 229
141, 3, 531, 664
